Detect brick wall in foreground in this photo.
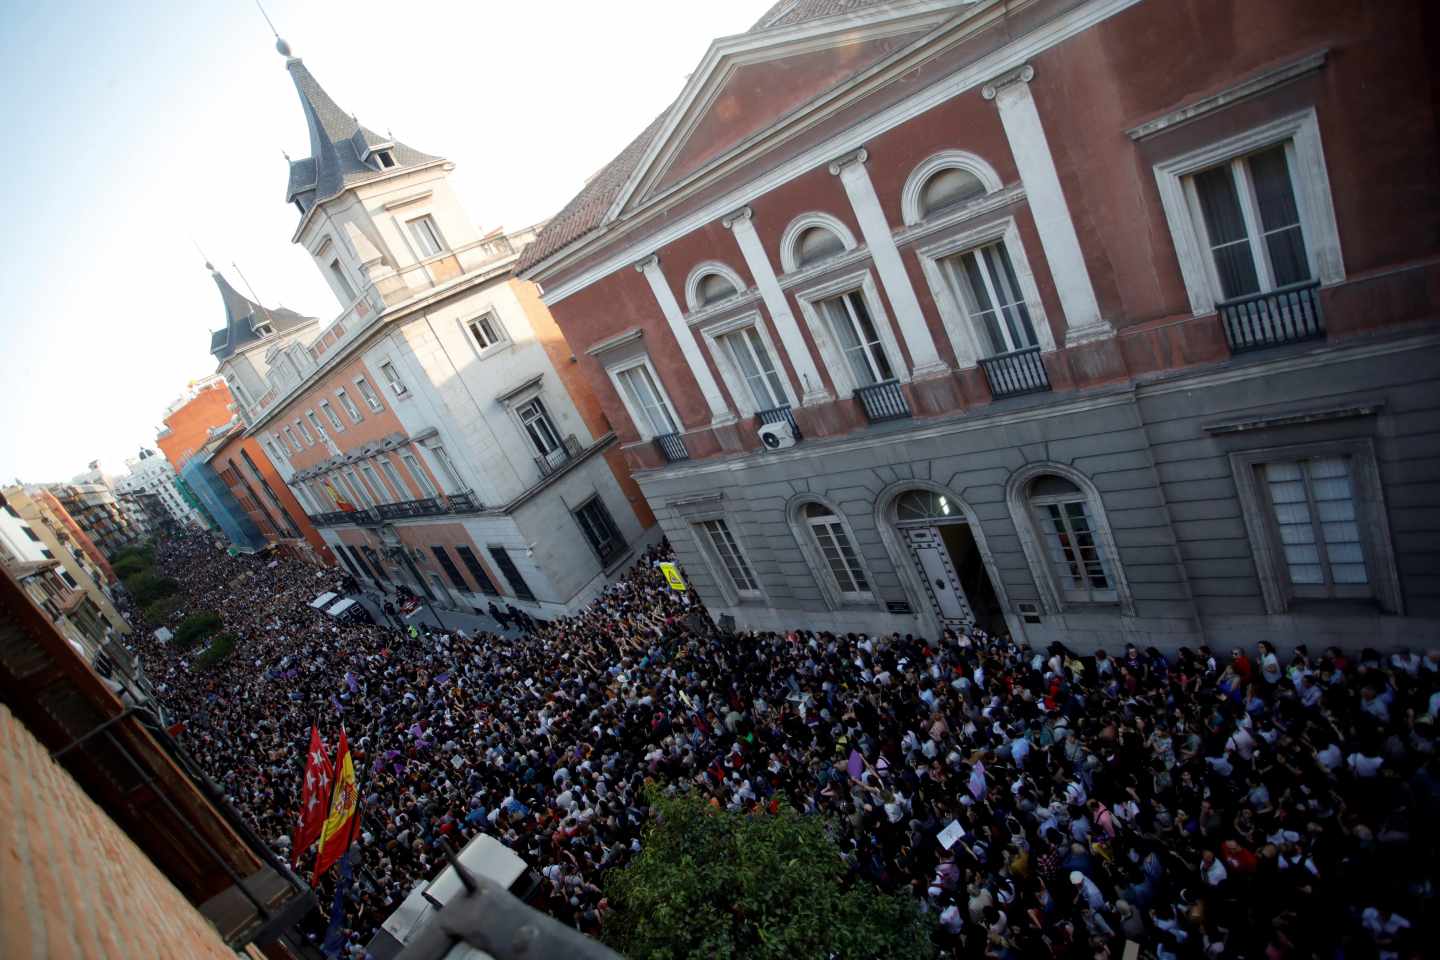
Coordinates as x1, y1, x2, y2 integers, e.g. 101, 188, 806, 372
0, 703, 236, 960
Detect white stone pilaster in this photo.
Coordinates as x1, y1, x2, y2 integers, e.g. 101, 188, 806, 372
983, 64, 1110, 344
722, 207, 830, 406
829, 148, 949, 378
635, 255, 735, 426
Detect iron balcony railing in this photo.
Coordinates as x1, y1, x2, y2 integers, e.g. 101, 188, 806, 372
654, 432, 690, 463
855, 378, 911, 423
310, 510, 350, 527
533, 446, 572, 478
756, 404, 801, 440
375, 497, 447, 521
1218, 280, 1324, 354
980, 344, 1051, 399
445, 491, 482, 514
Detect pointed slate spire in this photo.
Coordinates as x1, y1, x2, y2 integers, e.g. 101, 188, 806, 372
281, 46, 441, 208
207, 265, 312, 361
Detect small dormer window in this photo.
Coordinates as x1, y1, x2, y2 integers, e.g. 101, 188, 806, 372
375, 150, 395, 169
253, 316, 274, 337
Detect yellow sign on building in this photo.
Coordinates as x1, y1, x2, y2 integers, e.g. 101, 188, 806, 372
658, 561, 687, 592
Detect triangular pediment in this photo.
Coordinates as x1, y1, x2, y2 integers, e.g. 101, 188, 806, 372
606, 4, 951, 222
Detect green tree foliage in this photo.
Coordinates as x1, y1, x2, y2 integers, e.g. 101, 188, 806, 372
142, 596, 182, 624
112, 554, 148, 579
173, 611, 222, 650
197, 632, 238, 669
602, 792, 934, 960
123, 571, 178, 607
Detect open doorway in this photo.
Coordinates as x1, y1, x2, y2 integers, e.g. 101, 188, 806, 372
894, 489, 1006, 635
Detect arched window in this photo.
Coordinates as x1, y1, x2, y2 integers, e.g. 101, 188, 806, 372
799, 502, 872, 603
1025, 474, 1116, 604
683, 261, 746, 312
696, 273, 738, 306
895, 490, 959, 523
920, 167, 986, 219
795, 226, 845, 267
900, 151, 1004, 226
779, 213, 858, 273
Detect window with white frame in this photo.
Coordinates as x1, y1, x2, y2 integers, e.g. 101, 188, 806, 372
942, 241, 1039, 356
793, 226, 846, 269
515, 398, 565, 462
379, 361, 408, 397
329, 259, 356, 303
409, 215, 447, 258
698, 518, 759, 597
355, 376, 384, 412
336, 388, 363, 423
379, 457, 408, 500
613, 363, 679, 439
696, 272, 738, 306
717, 325, 788, 412
296, 418, 315, 445
1153, 109, 1344, 317
1026, 475, 1117, 604
920, 167, 987, 219
320, 401, 344, 431
802, 503, 871, 601
465, 312, 506, 351
306, 411, 327, 442
819, 290, 894, 387
360, 464, 390, 504
283, 427, 301, 453
426, 444, 464, 493
1188, 144, 1311, 301
401, 452, 438, 499
574, 496, 625, 566
342, 470, 372, 508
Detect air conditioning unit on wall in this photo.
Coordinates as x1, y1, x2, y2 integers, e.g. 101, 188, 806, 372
758, 420, 797, 451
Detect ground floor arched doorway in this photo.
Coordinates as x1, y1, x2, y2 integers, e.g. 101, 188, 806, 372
893, 489, 1006, 634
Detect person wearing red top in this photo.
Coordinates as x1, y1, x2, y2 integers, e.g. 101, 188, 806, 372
1231, 648, 1254, 685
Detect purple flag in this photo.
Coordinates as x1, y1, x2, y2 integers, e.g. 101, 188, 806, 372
435, 672, 451, 685
847, 750, 864, 780
409, 722, 424, 739
345, 671, 359, 693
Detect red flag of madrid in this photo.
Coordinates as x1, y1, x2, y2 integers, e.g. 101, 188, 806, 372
313, 728, 361, 884
291, 726, 333, 866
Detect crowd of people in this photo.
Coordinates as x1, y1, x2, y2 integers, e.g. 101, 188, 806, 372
118, 531, 1435, 958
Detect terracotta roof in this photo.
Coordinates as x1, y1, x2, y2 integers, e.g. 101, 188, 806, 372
517, 0, 893, 274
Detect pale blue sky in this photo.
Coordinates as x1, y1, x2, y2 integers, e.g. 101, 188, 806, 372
0, 0, 775, 484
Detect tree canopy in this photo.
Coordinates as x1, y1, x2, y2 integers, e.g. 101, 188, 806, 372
602, 791, 934, 960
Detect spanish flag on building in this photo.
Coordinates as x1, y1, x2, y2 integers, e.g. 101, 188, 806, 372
312, 728, 361, 884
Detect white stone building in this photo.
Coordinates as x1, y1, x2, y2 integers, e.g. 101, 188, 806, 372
116, 449, 205, 530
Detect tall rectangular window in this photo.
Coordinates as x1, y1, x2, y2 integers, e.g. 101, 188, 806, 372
361, 545, 390, 582
803, 504, 870, 600
379, 458, 409, 500
1027, 478, 1116, 605
355, 376, 384, 412
516, 398, 564, 461
430, 546, 469, 592
488, 546, 535, 601
342, 471, 372, 509
699, 518, 759, 596
1189, 143, 1311, 301
336, 389, 363, 423
297, 418, 315, 445
401, 453, 438, 499
820, 290, 892, 388
718, 326, 787, 411
360, 465, 389, 504
321, 402, 344, 431
455, 545, 499, 596
943, 242, 1038, 356
380, 361, 408, 396
574, 497, 625, 566
1261, 457, 1369, 598
615, 364, 678, 438
427, 444, 464, 493
329, 259, 357, 302
409, 215, 447, 257
284, 428, 300, 453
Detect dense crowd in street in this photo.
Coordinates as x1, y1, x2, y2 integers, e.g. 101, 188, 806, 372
119, 531, 1435, 958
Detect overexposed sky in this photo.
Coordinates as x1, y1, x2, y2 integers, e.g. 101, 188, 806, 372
0, 0, 776, 484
